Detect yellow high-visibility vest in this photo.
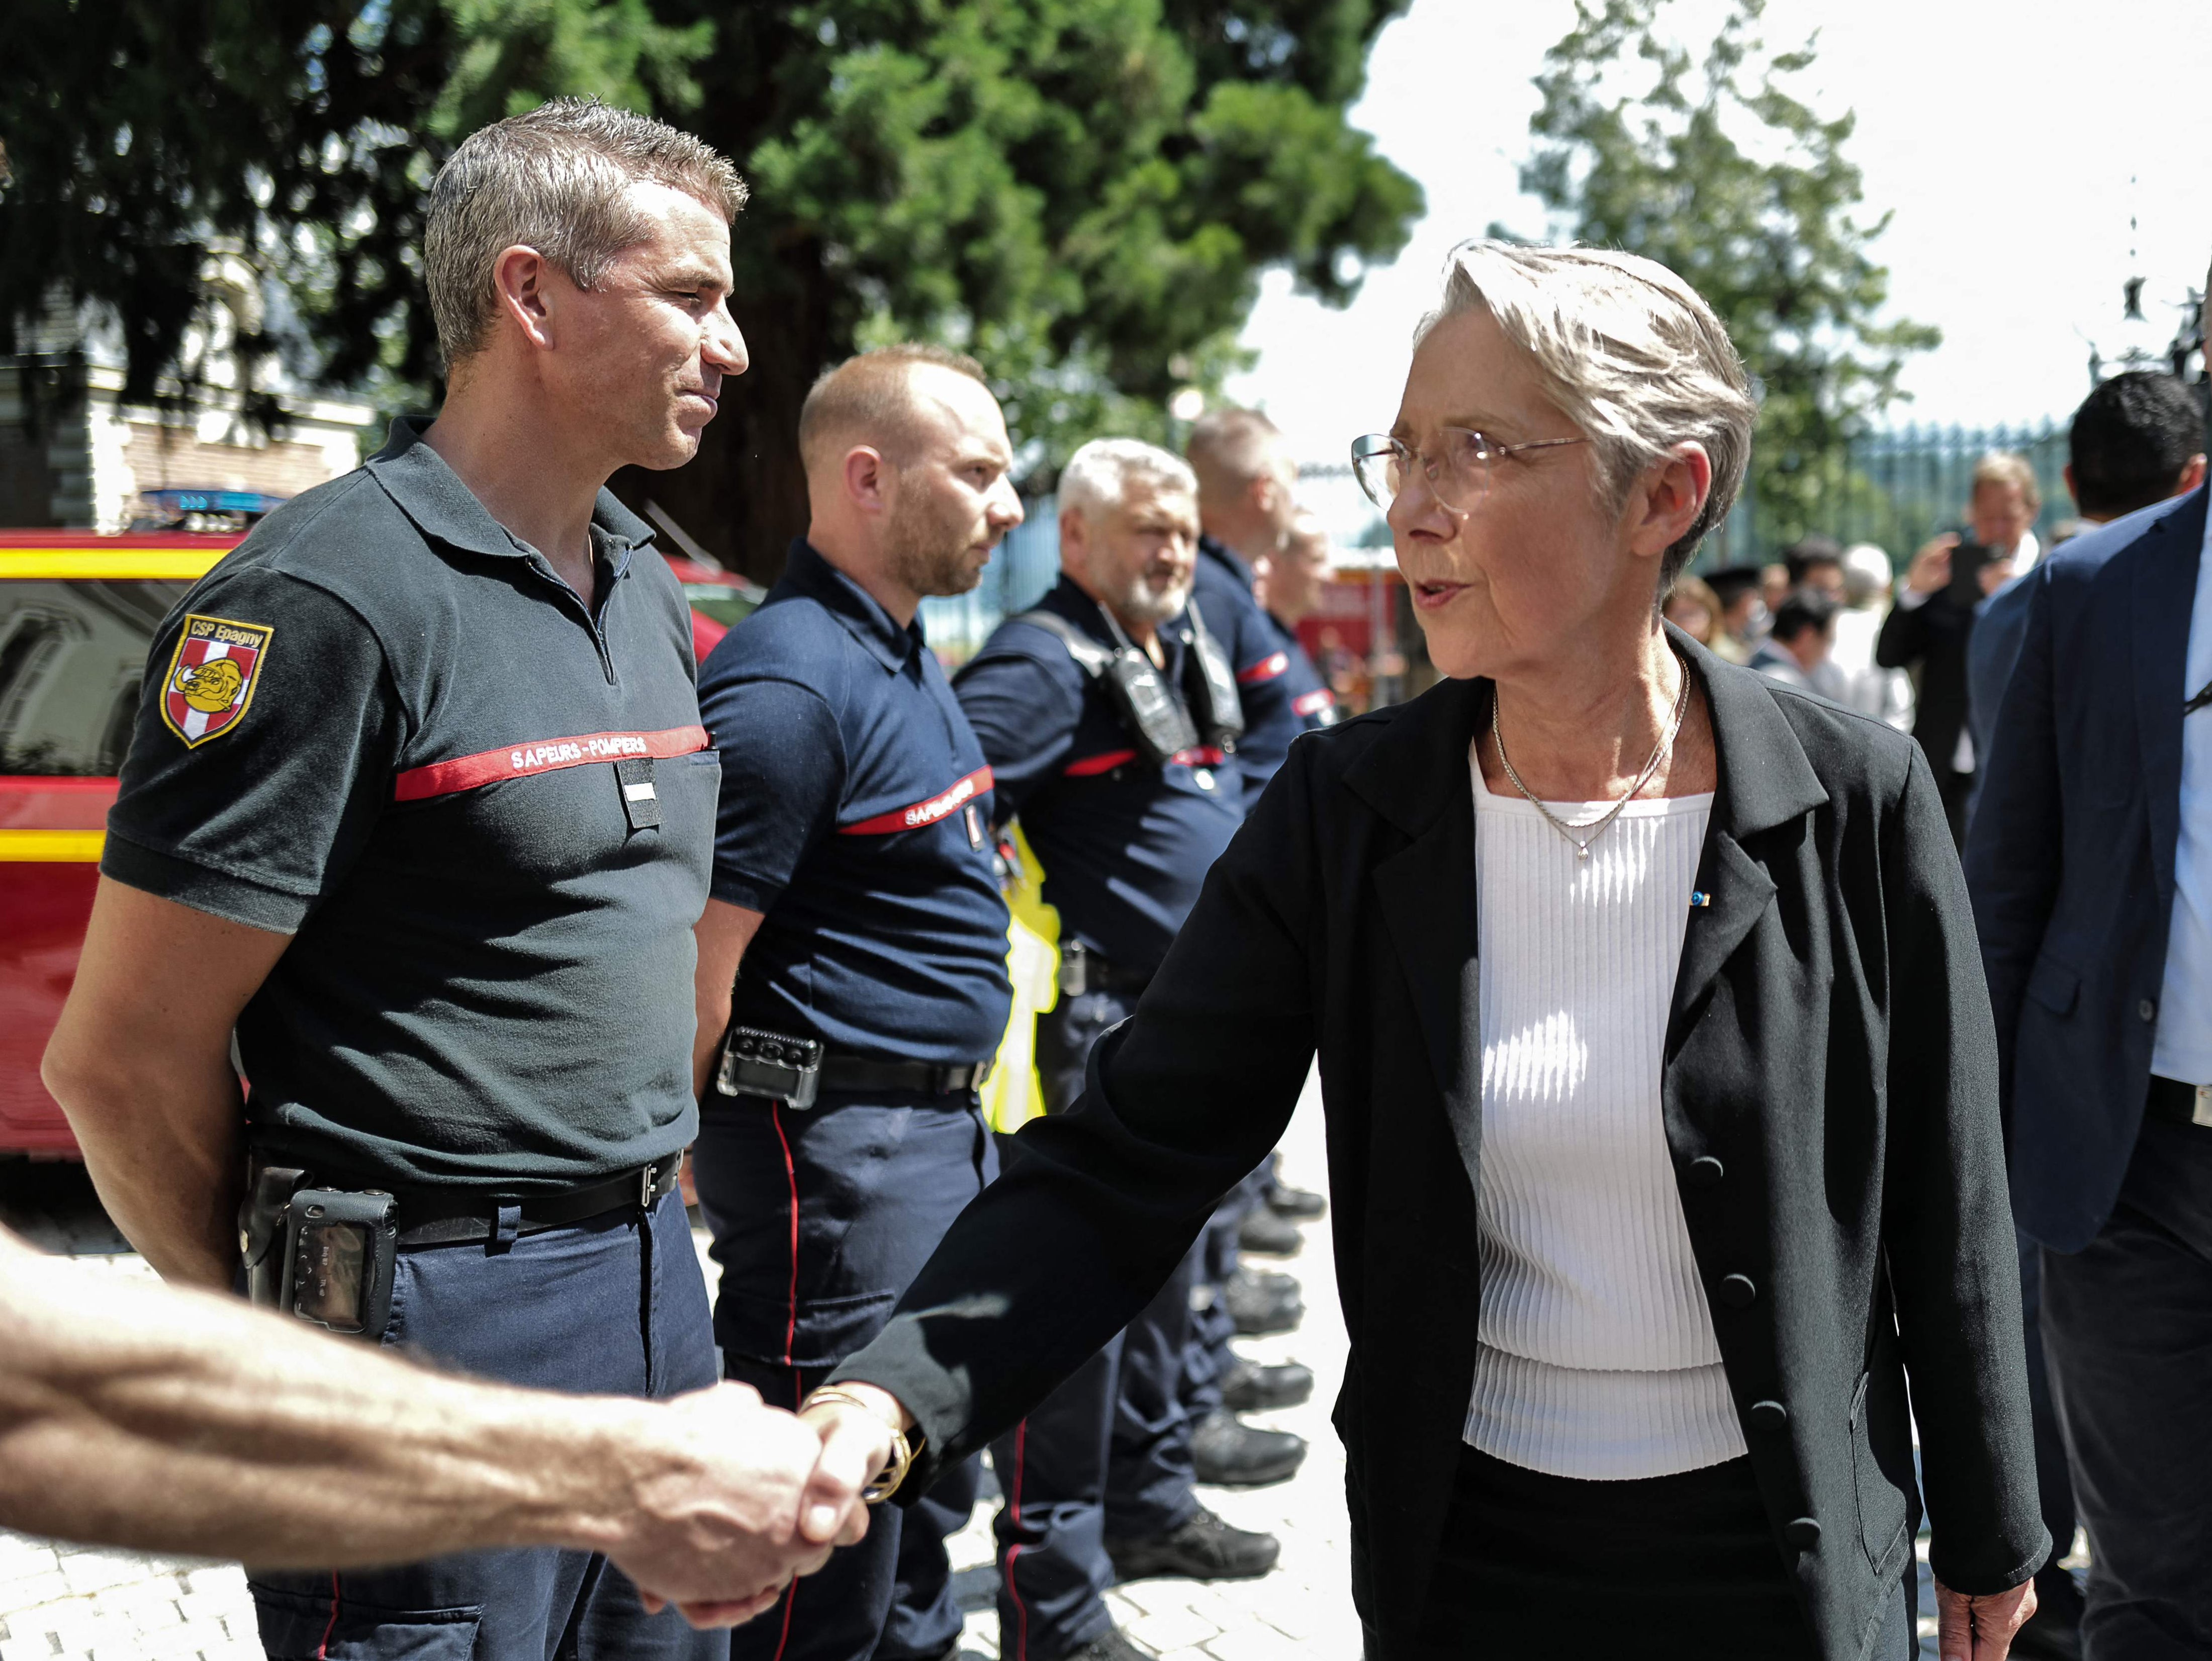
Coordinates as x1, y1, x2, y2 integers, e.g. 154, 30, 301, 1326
981, 821, 1059, 1134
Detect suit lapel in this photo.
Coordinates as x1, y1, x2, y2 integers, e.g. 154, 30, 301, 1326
1372, 780, 1483, 1180
1667, 630, 1828, 1051
2131, 490, 2206, 908
1344, 678, 1487, 1183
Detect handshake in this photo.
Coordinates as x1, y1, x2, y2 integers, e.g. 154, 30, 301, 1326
572, 1380, 910, 1629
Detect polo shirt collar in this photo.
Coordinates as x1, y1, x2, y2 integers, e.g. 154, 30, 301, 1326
366, 417, 657, 563
1198, 533, 1256, 591
784, 538, 921, 673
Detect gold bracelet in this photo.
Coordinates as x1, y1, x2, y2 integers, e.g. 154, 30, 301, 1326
802, 1388, 916, 1504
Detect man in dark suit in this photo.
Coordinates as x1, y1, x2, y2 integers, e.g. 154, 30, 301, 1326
1960, 371, 2205, 1661
1968, 466, 2212, 1658
1968, 374, 2208, 813
1879, 451, 2043, 845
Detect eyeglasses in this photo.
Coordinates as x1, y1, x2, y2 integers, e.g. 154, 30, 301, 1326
1350, 427, 1587, 514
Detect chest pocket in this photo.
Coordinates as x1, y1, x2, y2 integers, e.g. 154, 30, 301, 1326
389, 744, 717, 888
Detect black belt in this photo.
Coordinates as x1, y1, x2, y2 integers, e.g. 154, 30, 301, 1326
2146, 1075, 2212, 1131
392, 1157, 684, 1248
818, 1055, 990, 1098
1057, 942, 1154, 997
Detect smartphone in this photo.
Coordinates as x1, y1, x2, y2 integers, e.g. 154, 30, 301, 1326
1946, 539, 1995, 606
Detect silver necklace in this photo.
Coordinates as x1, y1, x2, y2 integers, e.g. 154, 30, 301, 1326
1491, 647, 1693, 861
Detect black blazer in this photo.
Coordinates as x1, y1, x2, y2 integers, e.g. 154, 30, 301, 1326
838, 631, 2046, 1658
1876, 586, 1976, 775
1965, 486, 2208, 1251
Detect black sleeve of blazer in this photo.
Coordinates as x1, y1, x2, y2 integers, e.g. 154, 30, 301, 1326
832, 740, 1322, 1479
1884, 741, 2048, 1594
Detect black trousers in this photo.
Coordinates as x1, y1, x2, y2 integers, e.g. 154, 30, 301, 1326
2041, 1118, 2212, 1659
2016, 1229, 2081, 1619
1365, 1445, 1912, 1661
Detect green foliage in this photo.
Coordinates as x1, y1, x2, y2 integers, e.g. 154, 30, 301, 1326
0, 1, 1421, 566
675, 1, 1422, 489
0, 0, 704, 414
1509, 0, 1937, 546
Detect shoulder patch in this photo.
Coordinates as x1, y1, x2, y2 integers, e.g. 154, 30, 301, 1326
159, 613, 273, 748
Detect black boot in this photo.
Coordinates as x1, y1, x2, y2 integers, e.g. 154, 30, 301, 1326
1107, 1503, 1281, 1582
1220, 1356, 1315, 1412
1226, 1266, 1303, 1335
1191, 1407, 1307, 1486
1056, 1628, 1153, 1661
1237, 1206, 1302, 1257
1266, 1183, 1327, 1221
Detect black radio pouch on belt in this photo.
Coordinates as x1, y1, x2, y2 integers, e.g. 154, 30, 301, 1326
1180, 602, 1244, 752
716, 1025, 824, 1108
1009, 610, 1199, 767
279, 1189, 399, 1338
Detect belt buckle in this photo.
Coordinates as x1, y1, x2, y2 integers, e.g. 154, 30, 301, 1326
638, 1161, 660, 1208
2196, 1085, 2212, 1131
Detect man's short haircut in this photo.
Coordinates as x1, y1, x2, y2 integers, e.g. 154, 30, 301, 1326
1771, 587, 1838, 644
2068, 371, 2206, 518
1840, 543, 1892, 606
1059, 439, 1197, 524
1186, 406, 1291, 501
1704, 564, 1762, 608
1783, 534, 1844, 586
425, 97, 748, 368
1420, 240, 1757, 593
797, 344, 991, 474
1970, 451, 2042, 517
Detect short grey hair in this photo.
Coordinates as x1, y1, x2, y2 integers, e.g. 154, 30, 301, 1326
1186, 406, 1292, 500
1059, 439, 1197, 522
425, 98, 748, 368
1420, 240, 1756, 590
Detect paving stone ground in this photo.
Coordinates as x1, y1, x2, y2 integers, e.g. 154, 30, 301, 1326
1, 1088, 2068, 1659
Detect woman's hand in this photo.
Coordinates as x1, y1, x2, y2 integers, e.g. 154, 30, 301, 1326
1933, 1577, 2037, 1661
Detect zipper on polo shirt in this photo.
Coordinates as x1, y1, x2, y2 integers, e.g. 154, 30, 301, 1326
520, 555, 621, 684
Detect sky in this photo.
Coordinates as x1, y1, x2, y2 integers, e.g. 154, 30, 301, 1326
1229, 0, 2212, 476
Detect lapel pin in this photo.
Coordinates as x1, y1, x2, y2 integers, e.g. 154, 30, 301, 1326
1690, 890, 1711, 908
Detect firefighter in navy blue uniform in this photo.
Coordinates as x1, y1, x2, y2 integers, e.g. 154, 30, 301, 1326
689, 346, 1024, 1661
36, 104, 829, 1661
1175, 413, 1343, 1469
951, 441, 1282, 1661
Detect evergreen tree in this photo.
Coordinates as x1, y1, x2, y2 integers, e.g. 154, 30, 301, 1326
0, 2, 1422, 577
1507, 0, 1936, 551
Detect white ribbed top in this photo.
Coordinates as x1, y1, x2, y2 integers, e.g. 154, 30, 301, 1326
1464, 748, 1746, 1480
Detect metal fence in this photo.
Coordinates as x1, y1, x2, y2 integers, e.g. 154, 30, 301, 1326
1697, 422, 2072, 572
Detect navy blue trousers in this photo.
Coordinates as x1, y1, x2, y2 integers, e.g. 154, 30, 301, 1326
693, 1091, 995, 1661
1182, 1164, 1269, 1423
250, 1189, 723, 1661
2041, 1119, 2212, 1658
998, 991, 1202, 1661
989, 1237, 1202, 1661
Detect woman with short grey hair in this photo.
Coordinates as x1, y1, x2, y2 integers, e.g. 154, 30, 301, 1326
819, 241, 2048, 1661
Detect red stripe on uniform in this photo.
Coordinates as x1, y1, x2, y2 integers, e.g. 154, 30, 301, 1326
1005, 1419, 1032, 1661
1063, 749, 1137, 778
392, 725, 708, 802
836, 765, 993, 836
1063, 746, 1223, 777
1236, 651, 1290, 685
1293, 688, 1336, 716
315, 1570, 341, 1659
772, 1102, 800, 1367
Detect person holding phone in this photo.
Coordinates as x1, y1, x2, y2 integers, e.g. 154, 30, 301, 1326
1877, 452, 2044, 845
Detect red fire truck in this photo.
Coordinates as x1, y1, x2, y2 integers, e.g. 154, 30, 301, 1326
0, 529, 759, 1158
